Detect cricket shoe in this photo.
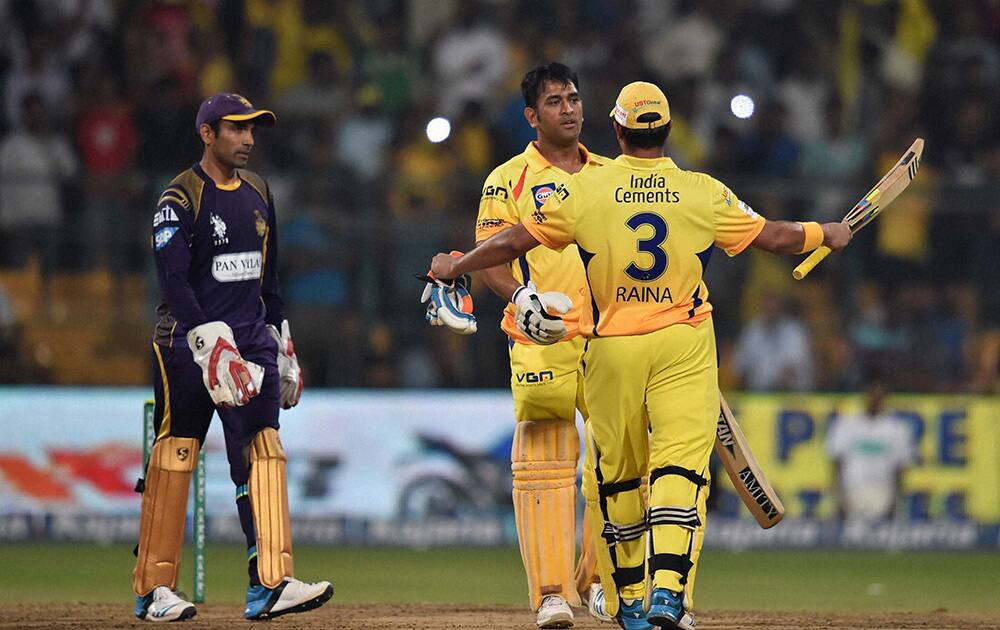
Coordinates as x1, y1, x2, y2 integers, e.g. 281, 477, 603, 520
616, 598, 654, 630
134, 586, 197, 622
584, 583, 614, 623
646, 588, 684, 629
536, 594, 574, 628
244, 577, 334, 620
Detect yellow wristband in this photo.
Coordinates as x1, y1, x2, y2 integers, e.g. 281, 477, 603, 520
797, 221, 824, 253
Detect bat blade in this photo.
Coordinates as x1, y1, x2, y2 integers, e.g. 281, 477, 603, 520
714, 394, 785, 529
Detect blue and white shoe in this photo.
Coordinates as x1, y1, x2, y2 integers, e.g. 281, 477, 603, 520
134, 586, 197, 622
585, 583, 614, 623
616, 598, 654, 630
646, 588, 684, 629
244, 577, 334, 620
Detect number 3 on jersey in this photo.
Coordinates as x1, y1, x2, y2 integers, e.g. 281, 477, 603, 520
625, 212, 669, 281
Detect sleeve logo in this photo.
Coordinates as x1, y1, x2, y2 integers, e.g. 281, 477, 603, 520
153, 205, 179, 227
154, 227, 179, 250
476, 218, 505, 230
737, 200, 758, 219
481, 185, 508, 201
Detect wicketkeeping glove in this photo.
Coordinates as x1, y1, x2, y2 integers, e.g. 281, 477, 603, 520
420, 273, 477, 335
187, 321, 264, 408
512, 281, 573, 345
266, 319, 303, 409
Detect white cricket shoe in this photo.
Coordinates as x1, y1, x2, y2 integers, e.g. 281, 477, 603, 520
134, 586, 197, 622
244, 577, 334, 620
585, 583, 614, 623
678, 610, 698, 630
537, 594, 574, 628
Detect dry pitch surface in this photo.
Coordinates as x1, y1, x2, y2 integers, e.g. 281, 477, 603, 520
2, 604, 999, 629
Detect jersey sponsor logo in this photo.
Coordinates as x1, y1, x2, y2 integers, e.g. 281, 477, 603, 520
153, 205, 179, 227
481, 185, 508, 201
212, 251, 262, 282
476, 218, 505, 230
154, 227, 179, 250
254, 209, 266, 237
531, 183, 556, 209
210, 213, 229, 246
737, 200, 758, 219
722, 187, 733, 206
531, 209, 547, 224
515, 370, 554, 383
616, 174, 680, 204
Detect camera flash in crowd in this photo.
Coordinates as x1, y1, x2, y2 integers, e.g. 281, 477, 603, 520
426, 117, 451, 143
730, 94, 755, 119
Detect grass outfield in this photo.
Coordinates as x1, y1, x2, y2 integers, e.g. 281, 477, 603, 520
2, 544, 998, 612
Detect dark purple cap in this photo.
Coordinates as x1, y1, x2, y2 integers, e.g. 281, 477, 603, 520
195, 93, 276, 131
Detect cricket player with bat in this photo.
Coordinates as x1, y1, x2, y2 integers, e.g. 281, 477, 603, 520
135, 93, 331, 622
429, 81, 851, 629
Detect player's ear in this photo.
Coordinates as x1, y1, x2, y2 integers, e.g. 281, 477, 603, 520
524, 106, 538, 129
199, 123, 215, 145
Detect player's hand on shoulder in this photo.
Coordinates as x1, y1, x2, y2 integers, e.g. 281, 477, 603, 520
421, 272, 477, 335
267, 319, 303, 409
187, 321, 264, 407
822, 221, 852, 251
512, 281, 573, 345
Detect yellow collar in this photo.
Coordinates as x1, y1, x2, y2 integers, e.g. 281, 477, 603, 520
523, 142, 598, 174
614, 154, 678, 171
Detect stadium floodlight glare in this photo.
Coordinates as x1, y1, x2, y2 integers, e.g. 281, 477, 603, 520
426, 117, 451, 143
730, 94, 755, 119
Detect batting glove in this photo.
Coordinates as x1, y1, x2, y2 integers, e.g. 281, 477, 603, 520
266, 319, 303, 409
187, 321, 264, 408
512, 281, 573, 345
421, 273, 477, 335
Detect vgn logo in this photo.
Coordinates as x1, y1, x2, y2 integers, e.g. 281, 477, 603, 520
516, 370, 554, 384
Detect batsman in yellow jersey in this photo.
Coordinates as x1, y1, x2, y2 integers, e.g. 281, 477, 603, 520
429, 81, 851, 630
425, 62, 613, 629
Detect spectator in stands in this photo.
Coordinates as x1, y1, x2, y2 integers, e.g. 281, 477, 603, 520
0, 93, 77, 278
732, 291, 815, 391
431, 3, 508, 117
826, 379, 916, 521
4, 34, 72, 130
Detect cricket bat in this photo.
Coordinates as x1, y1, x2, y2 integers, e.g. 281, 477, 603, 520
793, 138, 924, 280
714, 393, 785, 528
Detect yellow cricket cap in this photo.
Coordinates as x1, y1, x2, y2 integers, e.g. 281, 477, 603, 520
609, 81, 670, 130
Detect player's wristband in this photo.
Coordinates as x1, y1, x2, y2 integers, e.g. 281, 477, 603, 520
797, 221, 824, 253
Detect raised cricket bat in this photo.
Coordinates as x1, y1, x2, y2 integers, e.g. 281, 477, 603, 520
714, 394, 785, 528
793, 138, 924, 280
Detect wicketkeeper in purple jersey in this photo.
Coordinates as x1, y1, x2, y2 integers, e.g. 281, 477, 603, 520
133, 93, 332, 622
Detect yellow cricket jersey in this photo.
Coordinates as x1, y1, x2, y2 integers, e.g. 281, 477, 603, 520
475, 142, 610, 344
523, 154, 765, 337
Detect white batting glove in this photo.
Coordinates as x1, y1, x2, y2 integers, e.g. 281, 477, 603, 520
420, 274, 477, 335
266, 319, 303, 409
512, 281, 573, 345
187, 321, 264, 408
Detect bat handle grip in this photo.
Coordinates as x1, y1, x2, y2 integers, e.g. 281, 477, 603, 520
792, 245, 832, 280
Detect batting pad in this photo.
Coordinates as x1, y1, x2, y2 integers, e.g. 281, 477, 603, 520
133, 436, 199, 595
574, 498, 599, 596
512, 420, 580, 610
249, 427, 294, 588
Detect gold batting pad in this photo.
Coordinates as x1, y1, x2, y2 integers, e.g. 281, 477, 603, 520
574, 499, 598, 597
512, 420, 580, 610
249, 428, 294, 588
133, 436, 199, 595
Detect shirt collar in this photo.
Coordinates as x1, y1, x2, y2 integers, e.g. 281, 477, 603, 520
614, 154, 678, 171
524, 141, 600, 174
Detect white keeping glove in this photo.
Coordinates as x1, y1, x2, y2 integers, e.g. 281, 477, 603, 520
512, 281, 573, 345
266, 319, 303, 409
420, 273, 477, 335
186, 321, 264, 408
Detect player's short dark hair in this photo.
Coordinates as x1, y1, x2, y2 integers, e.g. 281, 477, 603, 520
521, 63, 579, 109
619, 119, 672, 149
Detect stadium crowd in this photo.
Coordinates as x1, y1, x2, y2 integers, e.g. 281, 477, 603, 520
0, 0, 997, 392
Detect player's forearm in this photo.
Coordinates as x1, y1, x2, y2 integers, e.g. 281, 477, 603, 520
155, 255, 208, 328
477, 259, 522, 302
751, 220, 850, 255
438, 224, 539, 279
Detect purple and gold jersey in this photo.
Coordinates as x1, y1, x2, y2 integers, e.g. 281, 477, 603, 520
151, 164, 283, 346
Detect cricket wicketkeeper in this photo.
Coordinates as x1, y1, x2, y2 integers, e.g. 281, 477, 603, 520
133, 93, 332, 622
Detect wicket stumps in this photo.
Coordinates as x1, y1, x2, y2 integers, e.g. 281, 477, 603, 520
143, 400, 206, 603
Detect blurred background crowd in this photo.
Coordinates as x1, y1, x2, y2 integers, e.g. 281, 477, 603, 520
0, 0, 997, 392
